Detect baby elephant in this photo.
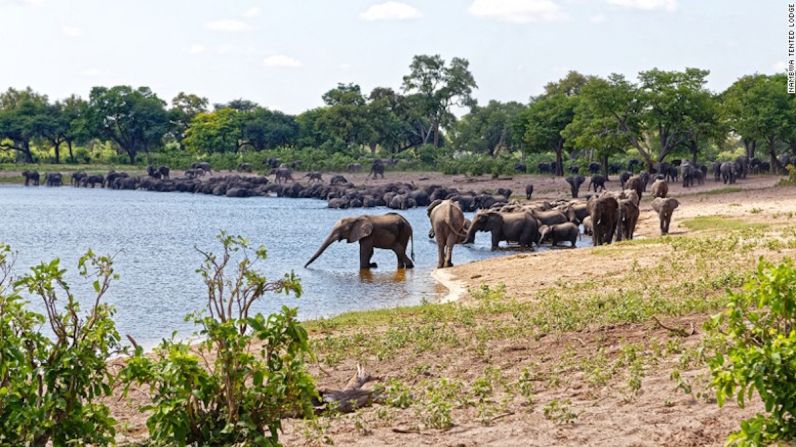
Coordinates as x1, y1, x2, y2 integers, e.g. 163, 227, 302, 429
525, 184, 534, 200
582, 216, 593, 236
651, 197, 680, 235
538, 222, 579, 248
651, 179, 668, 198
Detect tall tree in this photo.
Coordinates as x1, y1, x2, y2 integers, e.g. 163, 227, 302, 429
315, 83, 373, 151
183, 108, 242, 154
0, 88, 49, 162
87, 86, 169, 163
240, 108, 298, 150
169, 92, 209, 148
59, 95, 91, 162
450, 100, 525, 156
402, 55, 477, 147
518, 72, 588, 175
738, 74, 793, 172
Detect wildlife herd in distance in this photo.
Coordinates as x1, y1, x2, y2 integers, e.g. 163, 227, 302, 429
12, 153, 768, 273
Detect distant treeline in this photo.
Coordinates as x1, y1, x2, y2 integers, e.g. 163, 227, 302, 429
0, 54, 793, 174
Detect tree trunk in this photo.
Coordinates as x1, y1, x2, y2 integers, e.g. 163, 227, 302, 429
53, 141, 61, 164
554, 143, 564, 177
743, 139, 757, 159
690, 142, 698, 164
67, 140, 74, 162
432, 120, 440, 147
601, 154, 609, 178
21, 141, 33, 163
127, 149, 136, 164
769, 137, 784, 173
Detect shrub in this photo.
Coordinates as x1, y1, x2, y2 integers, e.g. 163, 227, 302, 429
121, 232, 317, 446
0, 245, 121, 446
708, 258, 796, 446
778, 165, 796, 187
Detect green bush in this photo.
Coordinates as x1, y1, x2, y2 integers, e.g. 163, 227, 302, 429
0, 245, 121, 446
121, 232, 317, 446
708, 258, 796, 446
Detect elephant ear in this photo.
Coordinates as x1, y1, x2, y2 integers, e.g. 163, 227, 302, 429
347, 218, 374, 243
670, 199, 680, 210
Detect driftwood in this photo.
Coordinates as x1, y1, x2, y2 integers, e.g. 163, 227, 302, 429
315, 364, 381, 414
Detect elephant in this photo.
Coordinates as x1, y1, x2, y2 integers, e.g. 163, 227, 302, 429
619, 171, 632, 189
191, 161, 212, 174
712, 161, 722, 182
620, 189, 640, 207
497, 188, 512, 200
70, 171, 86, 186
651, 197, 680, 235
428, 199, 469, 268
566, 175, 586, 198
615, 199, 639, 241
627, 159, 642, 172
22, 170, 40, 186
565, 202, 589, 224
465, 210, 540, 250
347, 163, 362, 172
44, 172, 63, 187
305, 172, 323, 183
530, 209, 568, 226
149, 165, 170, 179
681, 162, 697, 188
720, 162, 737, 184
582, 216, 593, 236
588, 162, 601, 174
272, 167, 293, 184
305, 213, 414, 270
81, 174, 104, 188
264, 158, 281, 169
514, 162, 527, 173
568, 165, 580, 175
587, 194, 619, 246
651, 179, 668, 198
538, 222, 578, 248
329, 175, 349, 186
184, 168, 201, 179
588, 175, 607, 192
625, 175, 644, 201
237, 163, 253, 173
525, 184, 534, 200
736, 156, 749, 179
368, 160, 385, 178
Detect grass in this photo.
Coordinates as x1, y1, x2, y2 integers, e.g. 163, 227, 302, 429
681, 216, 769, 232
283, 223, 796, 441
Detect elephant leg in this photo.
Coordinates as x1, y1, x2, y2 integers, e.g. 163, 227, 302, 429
444, 233, 457, 267
491, 231, 501, 250
359, 243, 376, 269
436, 236, 446, 268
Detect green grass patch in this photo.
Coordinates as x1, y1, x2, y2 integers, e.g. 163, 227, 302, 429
681, 216, 768, 232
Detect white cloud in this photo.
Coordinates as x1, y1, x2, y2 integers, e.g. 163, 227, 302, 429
607, 0, 677, 12
773, 61, 788, 72
589, 13, 606, 23
82, 68, 108, 77
61, 25, 83, 37
244, 6, 261, 18
188, 44, 205, 55
263, 54, 302, 68
359, 2, 422, 21
206, 19, 250, 32
468, 0, 566, 23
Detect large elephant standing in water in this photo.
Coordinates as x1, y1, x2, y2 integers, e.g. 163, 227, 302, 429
305, 213, 414, 270
427, 199, 468, 268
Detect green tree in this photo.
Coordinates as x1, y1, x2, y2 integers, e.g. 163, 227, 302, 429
59, 95, 91, 162
240, 108, 298, 151
721, 75, 762, 159
723, 74, 792, 172
402, 54, 477, 147
183, 108, 243, 154
87, 85, 169, 163
315, 83, 373, 152
0, 87, 49, 162
450, 100, 525, 156
169, 92, 209, 148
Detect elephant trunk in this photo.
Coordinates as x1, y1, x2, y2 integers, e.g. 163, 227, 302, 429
463, 222, 478, 244
305, 232, 337, 268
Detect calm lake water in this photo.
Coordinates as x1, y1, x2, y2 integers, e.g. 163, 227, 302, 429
0, 185, 590, 348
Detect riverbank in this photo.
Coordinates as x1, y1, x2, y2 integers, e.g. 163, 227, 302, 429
111, 181, 796, 446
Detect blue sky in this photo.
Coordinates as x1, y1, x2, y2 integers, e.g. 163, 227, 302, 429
0, 0, 785, 114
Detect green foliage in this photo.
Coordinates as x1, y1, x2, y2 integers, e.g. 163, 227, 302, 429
121, 232, 316, 446
778, 165, 796, 186
542, 399, 577, 424
708, 258, 796, 446
0, 245, 121, 446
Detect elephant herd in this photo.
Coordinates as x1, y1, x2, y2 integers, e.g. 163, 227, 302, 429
304, 175, 682, 271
